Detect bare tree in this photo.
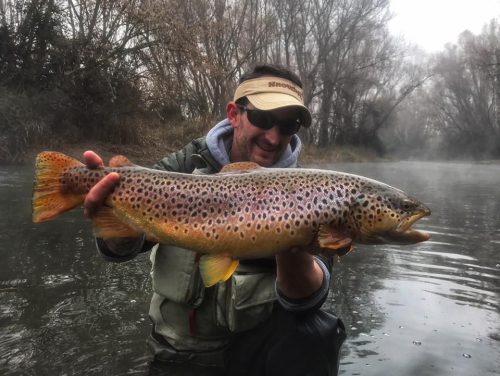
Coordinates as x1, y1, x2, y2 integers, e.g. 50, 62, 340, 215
136, 0, 277, 118
427, 24, 500, 157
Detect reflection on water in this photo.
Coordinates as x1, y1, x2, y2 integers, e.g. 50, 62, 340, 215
0, 166, 153, 375
320, 161, 500, 376
1, 161, 499, 375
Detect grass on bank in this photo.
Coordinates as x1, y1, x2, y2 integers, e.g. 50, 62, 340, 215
26, 127, 377, 167
23, 116, 214, 166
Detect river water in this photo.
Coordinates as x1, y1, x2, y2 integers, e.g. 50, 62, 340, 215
0, 161, 499, 375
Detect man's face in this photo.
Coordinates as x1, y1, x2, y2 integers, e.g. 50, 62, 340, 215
229, 103, 301, 167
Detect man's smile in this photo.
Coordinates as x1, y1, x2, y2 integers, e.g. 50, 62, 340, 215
256, 141, 279, 153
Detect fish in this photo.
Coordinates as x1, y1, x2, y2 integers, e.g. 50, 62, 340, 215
32, 151, 431, 287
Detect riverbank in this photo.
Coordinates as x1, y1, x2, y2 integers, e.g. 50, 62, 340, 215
23, 141, 380, 167
22, 118, 211, 166
18, 117, 381, 166
26, 141, 177, 167
18, 139, 500, 167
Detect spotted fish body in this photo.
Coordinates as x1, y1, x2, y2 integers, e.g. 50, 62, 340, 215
33, 152, 431, 286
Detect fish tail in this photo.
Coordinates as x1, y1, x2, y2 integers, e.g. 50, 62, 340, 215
32, 151, 85, 223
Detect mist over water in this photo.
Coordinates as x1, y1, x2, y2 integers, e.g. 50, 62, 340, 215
1, 161, 499, 375
319, 161, 500, 376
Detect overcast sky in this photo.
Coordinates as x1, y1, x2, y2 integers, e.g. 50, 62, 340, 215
388, 0, 500, 52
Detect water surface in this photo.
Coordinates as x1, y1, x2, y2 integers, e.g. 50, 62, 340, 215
0, 161, 499, 375
321, 161, 500, 376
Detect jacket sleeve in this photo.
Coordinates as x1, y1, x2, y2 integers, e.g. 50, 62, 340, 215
96, 140, 202, 261
275, 254, 333, 314
154, 139, 204, 173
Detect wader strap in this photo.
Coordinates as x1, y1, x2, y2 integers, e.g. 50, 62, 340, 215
188, 252, 202, 336
188, 308, 197, 336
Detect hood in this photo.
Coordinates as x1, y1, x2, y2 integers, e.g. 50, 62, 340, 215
205, 118, 302, 168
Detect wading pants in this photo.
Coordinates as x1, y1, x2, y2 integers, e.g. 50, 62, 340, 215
225, 304, 346, 376
148, 304, 346, 376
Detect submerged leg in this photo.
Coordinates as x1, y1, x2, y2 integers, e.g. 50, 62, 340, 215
225, 304, 346, 376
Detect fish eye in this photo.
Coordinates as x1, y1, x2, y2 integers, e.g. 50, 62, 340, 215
402, 200, 415, 211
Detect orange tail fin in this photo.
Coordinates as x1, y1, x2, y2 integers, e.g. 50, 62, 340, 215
32, 151, 86, 223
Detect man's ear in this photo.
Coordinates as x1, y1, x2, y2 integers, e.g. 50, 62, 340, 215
226, 102, 240, 128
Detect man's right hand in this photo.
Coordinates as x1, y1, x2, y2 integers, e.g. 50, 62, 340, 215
83, 150, 120, 218
84, 151, 146, 257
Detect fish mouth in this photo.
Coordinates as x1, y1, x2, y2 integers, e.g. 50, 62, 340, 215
397, 206, 431, 232
384, 207, 432, 244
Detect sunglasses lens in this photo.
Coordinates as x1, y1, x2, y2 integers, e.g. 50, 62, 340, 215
247, 110, 273, 130
243, 107, 301, 135
279, 120, 301, 135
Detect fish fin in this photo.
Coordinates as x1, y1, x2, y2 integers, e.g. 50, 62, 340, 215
336, 245, 354, 257
219, 162, 261, 174
92, 207, 143, 238
109, 155, 136, 168
199, 255, 239, 287
32, 151, 86, 223
317, 224, 353, 251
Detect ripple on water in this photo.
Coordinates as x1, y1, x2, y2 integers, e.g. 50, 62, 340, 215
0, 327, 34, 372
424, 228, 466, 239
42, 274, 76, 287
3, 161, 500, 376
416, 250, 477, 262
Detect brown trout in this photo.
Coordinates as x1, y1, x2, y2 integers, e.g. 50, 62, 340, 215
32, 151, 431, 286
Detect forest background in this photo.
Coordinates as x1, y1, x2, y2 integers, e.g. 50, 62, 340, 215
1, 0, 500, 164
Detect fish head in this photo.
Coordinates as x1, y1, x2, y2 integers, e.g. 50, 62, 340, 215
348, 184, 431, 245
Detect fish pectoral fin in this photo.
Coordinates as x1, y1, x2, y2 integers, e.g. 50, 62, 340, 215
199, 255, 239, 287
219, 162, 262, 174
335, 245, 354, 257
317, 224, 353, 252
109, 155, 136, 167
93, 207, 142, 239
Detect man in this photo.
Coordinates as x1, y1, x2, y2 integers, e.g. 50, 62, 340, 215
84, 64, 345, 375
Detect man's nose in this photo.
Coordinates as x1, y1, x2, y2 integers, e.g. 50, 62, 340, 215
263, 125, 282, 145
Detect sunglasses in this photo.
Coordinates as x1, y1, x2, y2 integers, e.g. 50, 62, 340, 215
237, 104, 302, 136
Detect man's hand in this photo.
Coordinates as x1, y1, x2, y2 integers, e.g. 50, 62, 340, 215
83, 151, 120, 218
83, 151, 144, 256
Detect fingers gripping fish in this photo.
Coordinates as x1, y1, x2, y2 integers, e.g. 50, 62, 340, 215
32, 152, 431, 287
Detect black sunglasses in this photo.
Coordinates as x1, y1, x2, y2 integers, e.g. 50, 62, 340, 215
237, 104, 302, 136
